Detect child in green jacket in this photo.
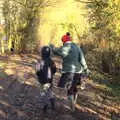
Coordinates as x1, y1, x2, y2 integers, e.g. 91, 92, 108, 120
50, 32, 89, 111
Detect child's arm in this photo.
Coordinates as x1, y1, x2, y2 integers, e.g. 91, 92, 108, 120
35, 62, 41, 77
35, 63, 40, 72
51, 61, 56, 74
50, 44, 70, 58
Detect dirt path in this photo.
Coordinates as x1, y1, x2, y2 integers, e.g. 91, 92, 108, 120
0, 54, 120, 120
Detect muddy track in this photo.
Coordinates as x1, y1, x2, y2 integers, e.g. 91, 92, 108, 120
0, 54, 120, 120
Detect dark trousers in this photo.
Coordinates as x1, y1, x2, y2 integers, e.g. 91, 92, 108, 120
58, 72, 81, 96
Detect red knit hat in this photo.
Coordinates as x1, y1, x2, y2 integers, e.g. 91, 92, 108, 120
61, 35, 71, 43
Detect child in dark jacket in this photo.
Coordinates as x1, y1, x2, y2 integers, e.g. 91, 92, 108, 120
36, 46, 56, 113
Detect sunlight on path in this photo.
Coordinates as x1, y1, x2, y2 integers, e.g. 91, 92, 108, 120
0, 55, 120, 120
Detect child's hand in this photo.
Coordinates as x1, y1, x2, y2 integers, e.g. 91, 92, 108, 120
84, 69, 91, 76
49, 44, 55, 50
35, 63, 40, 71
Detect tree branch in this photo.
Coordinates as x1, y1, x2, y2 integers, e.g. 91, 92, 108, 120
75, 0, 94, 4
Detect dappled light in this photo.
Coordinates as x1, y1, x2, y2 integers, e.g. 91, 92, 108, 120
0, 0, 120, 120
0, 53, 120, 120
0, 86, 4, 90
0, 100, 10, 107
5, 69, 16, 75
0, 110, 6, 119
38, 0, 89, 46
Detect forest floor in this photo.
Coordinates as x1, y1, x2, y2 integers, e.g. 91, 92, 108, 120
0, 54, 120, 120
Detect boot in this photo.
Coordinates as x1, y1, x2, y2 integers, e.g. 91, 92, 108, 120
67, 95, 75, 112
50, 98, 55, 110
43, 104, 48, 113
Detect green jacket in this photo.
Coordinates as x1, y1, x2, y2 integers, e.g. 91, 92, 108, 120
51, 42, 88, 73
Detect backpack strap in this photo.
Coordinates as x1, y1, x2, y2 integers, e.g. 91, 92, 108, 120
35, 60, 44, 72
35, 63, 40, 71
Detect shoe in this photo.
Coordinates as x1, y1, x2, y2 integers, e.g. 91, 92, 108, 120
43, 105, 48, 113
67, 95, 75, 112
80, 82, 86, 90
50, 98, 55, 110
